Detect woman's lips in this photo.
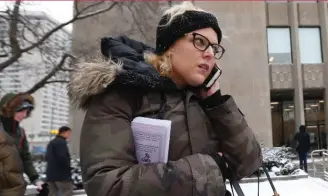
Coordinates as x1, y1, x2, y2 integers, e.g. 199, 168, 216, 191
198, 64, 210, 72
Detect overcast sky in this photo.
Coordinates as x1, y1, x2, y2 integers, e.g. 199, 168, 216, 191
0, 1, 74, 31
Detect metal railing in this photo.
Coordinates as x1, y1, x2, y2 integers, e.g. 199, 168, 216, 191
311, 149, 328, 181
25, 187, 86, 196
324, 151, 328, 181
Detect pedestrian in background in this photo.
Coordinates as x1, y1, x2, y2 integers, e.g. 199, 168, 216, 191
45, 126, 73, 196
294, 125, 311, 172
0, 93, 44, 192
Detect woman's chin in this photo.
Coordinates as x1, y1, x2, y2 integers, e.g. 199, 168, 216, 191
187, 76, 206, 87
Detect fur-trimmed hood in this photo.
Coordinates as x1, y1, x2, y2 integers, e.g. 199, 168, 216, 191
0, 93, 34, 118
68, 36, 179, 110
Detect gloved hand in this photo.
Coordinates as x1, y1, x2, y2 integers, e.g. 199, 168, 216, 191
33, 179, 44, 191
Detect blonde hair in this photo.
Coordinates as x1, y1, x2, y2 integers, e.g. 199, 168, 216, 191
144, 51, 172, 77
145, 1, 210, 76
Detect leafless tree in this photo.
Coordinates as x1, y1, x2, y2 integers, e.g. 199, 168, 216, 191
0, 0, 120, 94
0, 0, 166, 94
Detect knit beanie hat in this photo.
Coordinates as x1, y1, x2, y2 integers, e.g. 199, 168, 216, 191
155, 10, 222, 55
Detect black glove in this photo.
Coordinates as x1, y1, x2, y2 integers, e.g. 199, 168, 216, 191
209, 153, 235, 196
225, 190, 232, 196
37, 183, 49, 196
208, 153, 229, 182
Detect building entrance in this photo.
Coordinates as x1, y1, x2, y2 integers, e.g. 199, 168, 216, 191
305, 121, 327, 151
271, 89, 326, 149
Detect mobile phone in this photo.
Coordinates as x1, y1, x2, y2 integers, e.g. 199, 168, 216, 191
202, 65, 222, 91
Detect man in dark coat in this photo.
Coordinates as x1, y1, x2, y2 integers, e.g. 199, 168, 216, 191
45, 126, 73, 196
294, 125, 311, 172
0, 93, 44, 192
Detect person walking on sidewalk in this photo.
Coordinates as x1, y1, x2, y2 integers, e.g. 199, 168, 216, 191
45, 126, 73, 196
294, 125, 311, 172
0, 93, 44, 192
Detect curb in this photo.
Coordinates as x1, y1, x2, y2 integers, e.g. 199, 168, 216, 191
236, 173, 309, 184
25, 188, 86, 196
25, 174, 309, 195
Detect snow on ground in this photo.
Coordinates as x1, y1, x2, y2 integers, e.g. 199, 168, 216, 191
292, 157, 327, 164
27, 177, 328, 196
226, 177, 328, 196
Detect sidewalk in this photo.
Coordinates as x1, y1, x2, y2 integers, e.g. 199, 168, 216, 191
226, 177, 328, 195
291, 157, 327, 181
25, 186, 86, 196
26, 177, 328, 196
291, 157, 326, 164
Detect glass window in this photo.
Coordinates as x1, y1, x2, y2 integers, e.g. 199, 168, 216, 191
271, 100, 297, 147
267, 28, 292, 64
298, 27, 322, 64
304, 99, 326, 150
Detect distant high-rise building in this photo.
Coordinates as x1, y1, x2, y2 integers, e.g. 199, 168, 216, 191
0, 11, 72, 149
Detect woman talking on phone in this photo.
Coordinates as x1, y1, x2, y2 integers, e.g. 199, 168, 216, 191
69, 1, 262, 196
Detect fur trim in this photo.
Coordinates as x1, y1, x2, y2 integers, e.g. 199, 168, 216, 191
0, 93, 34, 117
68, 36, 180, 110
68, 57, 122, 110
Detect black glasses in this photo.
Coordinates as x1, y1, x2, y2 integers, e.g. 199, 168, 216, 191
191, 32, 225, 60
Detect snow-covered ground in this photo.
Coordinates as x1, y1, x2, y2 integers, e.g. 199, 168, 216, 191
26, 177, 328, 195
227, 177, 328, 196
292, 156, 327, 163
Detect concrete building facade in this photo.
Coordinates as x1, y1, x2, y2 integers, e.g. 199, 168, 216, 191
70, 1, 328, 155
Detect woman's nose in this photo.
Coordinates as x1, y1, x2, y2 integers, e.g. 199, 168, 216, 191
22, 110, 28, 118
203, 46, 215, 59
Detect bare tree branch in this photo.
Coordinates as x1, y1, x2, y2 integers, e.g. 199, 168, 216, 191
74, 0, 79, 14
45, 80, 70, 84
25, 53, 75, 94
60, 68, 74, 72
4, 0, 22, 69
126, 6, 151, 43
75, 0, 106, 15
0, 1, 119, 72
0, 14, 9, 20
0, 39, 9, 57
1, 1, 160, 94
72, 1, 118, 20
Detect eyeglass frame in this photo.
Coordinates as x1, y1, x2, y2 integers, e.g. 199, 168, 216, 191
190, 32, 225, 60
